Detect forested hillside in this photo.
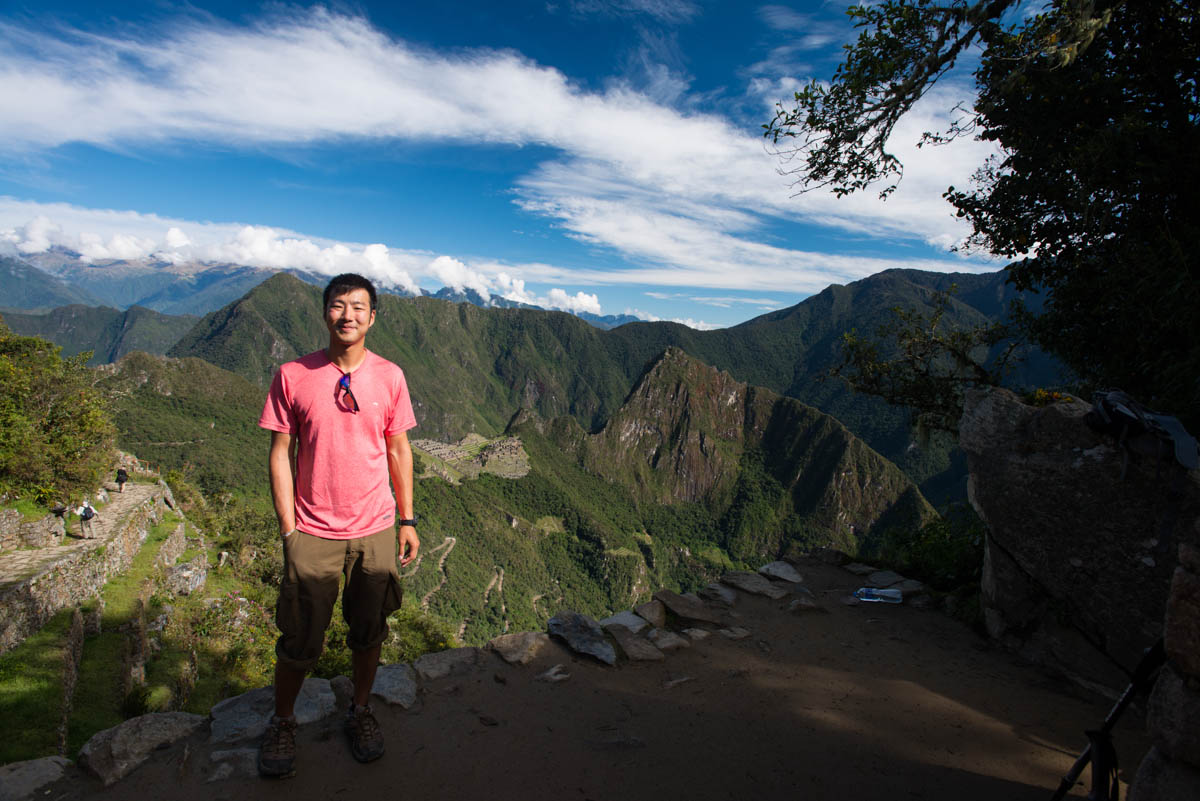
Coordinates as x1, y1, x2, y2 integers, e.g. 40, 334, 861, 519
171, 269, 1041, 502
98, 344, 930, 645
5, 305, 197, 365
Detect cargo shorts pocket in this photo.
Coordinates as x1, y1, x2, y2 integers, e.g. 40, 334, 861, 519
382, 570, 403, 618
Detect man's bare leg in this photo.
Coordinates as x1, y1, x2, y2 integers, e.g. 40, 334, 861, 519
274, 662, 307, 718
351, 645, 381, 706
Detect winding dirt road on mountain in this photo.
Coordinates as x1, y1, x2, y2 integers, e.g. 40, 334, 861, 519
53, 555, 1150, 801
399, 535, 456, 610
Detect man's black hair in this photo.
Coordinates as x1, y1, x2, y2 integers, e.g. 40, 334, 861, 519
323, 273, 378, 311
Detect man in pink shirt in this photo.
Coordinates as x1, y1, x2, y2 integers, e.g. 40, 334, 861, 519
256, 273, 419, 778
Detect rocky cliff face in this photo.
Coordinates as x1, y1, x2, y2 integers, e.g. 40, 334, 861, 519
584, 348, 933, 555
960, 387, 1200, 695
586, 347, 747, 504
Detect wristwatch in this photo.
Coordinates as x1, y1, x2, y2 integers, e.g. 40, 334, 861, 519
398, 515, 418, 528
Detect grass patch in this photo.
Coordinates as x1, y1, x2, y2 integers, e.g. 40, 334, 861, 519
65, 513, 183, 754
0, 610, 75, 764
99, 516, 180, 623
533, 516, 564, 534
67, 633, 126, 754
696, 545, 736, 571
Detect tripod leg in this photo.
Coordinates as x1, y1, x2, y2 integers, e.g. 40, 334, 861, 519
1085, 729, 1119, 801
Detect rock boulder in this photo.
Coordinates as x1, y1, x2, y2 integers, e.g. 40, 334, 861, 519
79, 712, 206, 786
960, 387, 1200, 692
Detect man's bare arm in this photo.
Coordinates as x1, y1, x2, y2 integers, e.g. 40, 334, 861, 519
386, 430, 419, 566
269, 430, 297, 536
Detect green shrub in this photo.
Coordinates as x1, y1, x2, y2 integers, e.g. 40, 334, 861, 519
0, 323, 115, 503
870, 508, 984, 592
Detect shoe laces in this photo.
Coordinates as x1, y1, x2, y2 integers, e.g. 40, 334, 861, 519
266, 716, 297, 756
349, 704, 380, 739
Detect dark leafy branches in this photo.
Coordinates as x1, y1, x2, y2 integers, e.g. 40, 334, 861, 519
764, 0, 1019, 198
830, 288, 1020, 434
767, 0, 1199, 423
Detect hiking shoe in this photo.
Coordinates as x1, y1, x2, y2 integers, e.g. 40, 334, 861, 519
344, 703, 385, 763
258, 715, 298, 778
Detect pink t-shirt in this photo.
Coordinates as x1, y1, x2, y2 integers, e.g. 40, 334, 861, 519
258, 349, 417, 539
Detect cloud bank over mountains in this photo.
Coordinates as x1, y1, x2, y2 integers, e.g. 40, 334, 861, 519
0, 5, 1002, 324
0, 198, 609, 316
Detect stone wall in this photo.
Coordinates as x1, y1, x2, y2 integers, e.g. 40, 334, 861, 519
0, 509, 67, 552
1129, 541, 1200, 798
0, 483, 175, 655
56, 607, 86, 755
154, 523, 187, 569
960, 387, 1200, 695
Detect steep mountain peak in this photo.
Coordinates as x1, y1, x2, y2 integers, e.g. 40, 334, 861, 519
585, 346, 932, 554
589, 348, 748, 505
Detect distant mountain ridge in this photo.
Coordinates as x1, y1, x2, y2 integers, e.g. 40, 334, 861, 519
169, 269, 1044, 502
0, 256, 101, 310
3, 304, 197, 364
8, 248, 642, 328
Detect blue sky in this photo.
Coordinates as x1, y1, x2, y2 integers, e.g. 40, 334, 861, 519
0, 0, 1001, 328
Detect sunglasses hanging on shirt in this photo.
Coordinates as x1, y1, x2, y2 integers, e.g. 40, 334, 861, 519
337, 372, 360, 413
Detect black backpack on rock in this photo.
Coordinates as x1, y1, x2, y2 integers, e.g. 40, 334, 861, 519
1085, 389, 1198, 472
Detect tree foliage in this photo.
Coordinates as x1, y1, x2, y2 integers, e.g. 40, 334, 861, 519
0, 319, 115, 503
831, 287, 1019, 434
768, 0, 1200, 423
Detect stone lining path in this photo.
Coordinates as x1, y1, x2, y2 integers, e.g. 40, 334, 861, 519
29, 554, 1152, 801
0, 483, 158, 592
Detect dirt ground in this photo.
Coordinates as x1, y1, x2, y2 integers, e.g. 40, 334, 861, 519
50, 557, 1151, 800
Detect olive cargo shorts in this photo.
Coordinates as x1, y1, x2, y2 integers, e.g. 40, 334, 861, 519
275, 525, 404, 672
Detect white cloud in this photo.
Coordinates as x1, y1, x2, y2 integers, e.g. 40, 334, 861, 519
547, 288, 602, 315
427, 255, 493, 298
0, 9, 1004, 304
0, 197, 620, 315
164, 226, 191, 248
645, 291, 785, 309
0, 197, 423, 294
624, 307, 721, 330
568, 0, 701, 23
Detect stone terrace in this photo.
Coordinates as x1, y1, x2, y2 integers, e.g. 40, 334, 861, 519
0, 481, 176, 655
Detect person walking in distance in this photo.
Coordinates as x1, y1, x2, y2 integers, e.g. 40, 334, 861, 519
76, 500, 97, 538
256, 273, 419, 778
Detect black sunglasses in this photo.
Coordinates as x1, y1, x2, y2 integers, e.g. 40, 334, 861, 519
337, 372, 360, 413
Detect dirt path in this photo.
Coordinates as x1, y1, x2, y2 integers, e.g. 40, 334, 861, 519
405, 536, 455, 610
50, 555, 1151, 800
0, 482, 157, 590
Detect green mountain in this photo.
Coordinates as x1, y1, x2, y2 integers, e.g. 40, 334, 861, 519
3, 305, 197, 365
0, 256, 101, 311
94, 352, 268, 494
171, 269, 1043, 502
417, 352, 929, 642
99, 344, 926, 643
577, 347, 933, 556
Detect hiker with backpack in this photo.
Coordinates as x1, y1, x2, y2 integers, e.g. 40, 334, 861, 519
76, 500, 97, 538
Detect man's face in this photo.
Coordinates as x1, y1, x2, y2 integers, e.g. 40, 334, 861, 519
325, 288, 376, 347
